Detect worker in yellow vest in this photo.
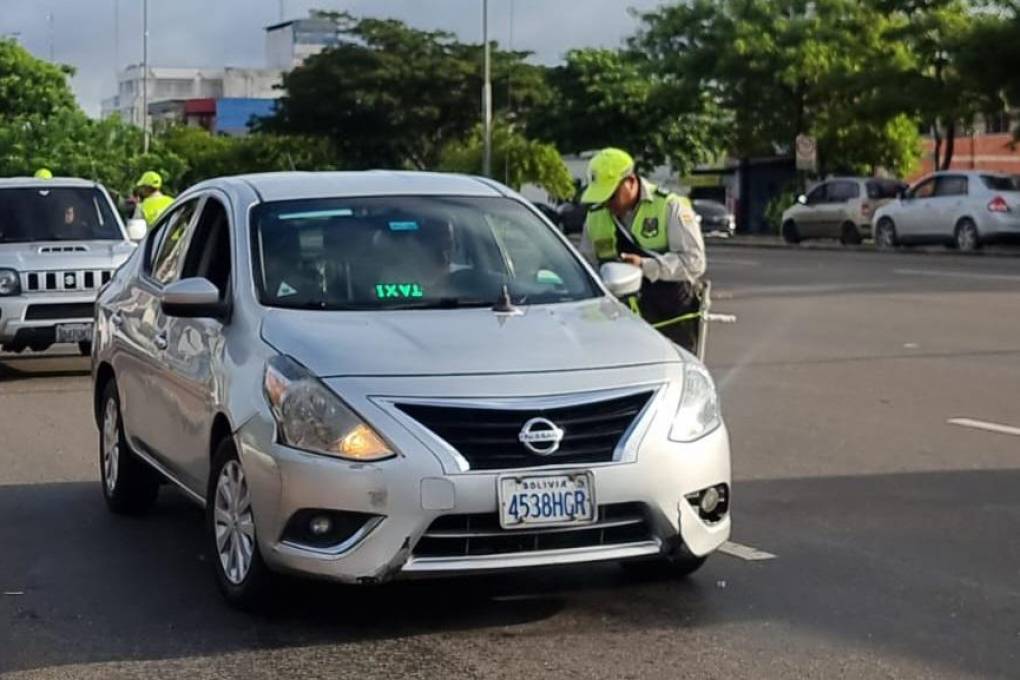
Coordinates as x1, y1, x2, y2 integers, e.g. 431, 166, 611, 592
579, 148, 706, 352
133, 171, 174, 227
34, 168, 53, 179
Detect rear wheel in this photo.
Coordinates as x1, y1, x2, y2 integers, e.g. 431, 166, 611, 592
781, 220, 801, 244
875, 218, 898, 250
99, 380, 159, 514
955, 219, 981, 252
207, 438, 274, 610
840, 222, 862, 245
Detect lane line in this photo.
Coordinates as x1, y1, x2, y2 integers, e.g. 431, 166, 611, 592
947, 418, 1020, 437
718, 541, 777, 561
894, 268, 1020, 282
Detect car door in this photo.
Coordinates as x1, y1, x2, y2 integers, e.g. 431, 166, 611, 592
896, 176, 937, 240
114, 198, 200, 459
156, 194, 234, 490
931, 175, 969, 240
826, 180, 859, 237
797, 183, 831, 237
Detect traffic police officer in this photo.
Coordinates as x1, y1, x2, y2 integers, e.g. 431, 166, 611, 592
133, 171, 174, 227
579, 148, 706, 352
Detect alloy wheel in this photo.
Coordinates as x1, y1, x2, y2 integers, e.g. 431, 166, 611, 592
213, 460, 256, 585
102, 398, 120, 495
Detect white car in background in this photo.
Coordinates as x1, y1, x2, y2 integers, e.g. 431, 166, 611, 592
781, 177, 905, 245
873, 171, 1020, 251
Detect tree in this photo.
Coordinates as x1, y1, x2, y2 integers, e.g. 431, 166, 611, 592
263, 11, 551, 171
439, 121, 575, 199
0, 39, 77, 119
527, 48, 726, 176
632, 0, 925, 177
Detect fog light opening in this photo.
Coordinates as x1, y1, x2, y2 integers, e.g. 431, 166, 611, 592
309, 515, 333, 536
685, 484, 729, 523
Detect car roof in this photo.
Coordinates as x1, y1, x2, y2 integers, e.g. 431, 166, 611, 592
929, 170, 1011, 178
0, 177, 101, 190
197, 171, 508, 203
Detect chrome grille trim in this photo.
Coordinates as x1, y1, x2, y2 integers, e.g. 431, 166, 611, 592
22, 269, 113, 292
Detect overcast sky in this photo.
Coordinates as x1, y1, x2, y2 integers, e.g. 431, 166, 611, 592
1, 0, 666, 116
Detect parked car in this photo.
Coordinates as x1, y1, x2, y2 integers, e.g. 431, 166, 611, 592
872, 171, 1020, 251
781, 177, 905, 245
693, 199, 736, 237
91, 171, 732, 608
530, 201, 564, 229
0, 177, 145, 355
557, 201, 589, 234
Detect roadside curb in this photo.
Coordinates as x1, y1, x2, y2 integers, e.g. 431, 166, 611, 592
707, 237, 1020, 259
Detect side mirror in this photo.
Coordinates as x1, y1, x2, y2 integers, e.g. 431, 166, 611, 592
796, 194, 808, 206
600, 262, 642, 298
161, 278, 227, 319
125, 219, 147, 241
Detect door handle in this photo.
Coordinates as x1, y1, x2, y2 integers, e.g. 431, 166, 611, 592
154, 333, 168, 351
110, 312, 124, 327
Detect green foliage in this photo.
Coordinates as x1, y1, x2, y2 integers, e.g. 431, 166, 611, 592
264, 11, 551, 171
764, 186, 800, 234
528, 48, 727, 176
438, 121, 575, 199
0, 39, 77, 119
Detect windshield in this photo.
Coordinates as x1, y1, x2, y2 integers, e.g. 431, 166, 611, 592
0, 187, 122, 243
251, 195, 599, 310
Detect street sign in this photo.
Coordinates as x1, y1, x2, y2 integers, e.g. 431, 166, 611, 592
795, 134, 817, 172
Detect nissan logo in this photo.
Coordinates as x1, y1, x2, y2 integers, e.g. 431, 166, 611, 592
518, 417, 565, 455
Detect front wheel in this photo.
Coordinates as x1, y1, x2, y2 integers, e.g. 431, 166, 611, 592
99, 380, 159, 514
781, 220, 801, 244
207, 438, 274, 610
875, 218, 898, 250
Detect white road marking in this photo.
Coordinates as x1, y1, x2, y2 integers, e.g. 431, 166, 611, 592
894, 268, 1020, 282
718, 541, 777, 561
947, 418, 1020, 437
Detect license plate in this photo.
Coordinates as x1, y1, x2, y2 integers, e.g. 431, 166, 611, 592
498, 472, 596, 529
55, 323, 93, 344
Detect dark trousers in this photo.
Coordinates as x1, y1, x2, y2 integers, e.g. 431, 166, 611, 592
635, 279, 701, 354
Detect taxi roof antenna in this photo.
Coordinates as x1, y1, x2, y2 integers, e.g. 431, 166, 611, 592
491, 283, 517, 314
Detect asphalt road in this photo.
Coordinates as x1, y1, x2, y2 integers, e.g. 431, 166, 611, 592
3, 245, 1020, 679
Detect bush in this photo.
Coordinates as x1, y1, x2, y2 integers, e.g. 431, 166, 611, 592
763, 186, 800, 234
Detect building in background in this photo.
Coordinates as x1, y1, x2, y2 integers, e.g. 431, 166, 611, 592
914, 112, 1020, 180
265, 15, 341, 70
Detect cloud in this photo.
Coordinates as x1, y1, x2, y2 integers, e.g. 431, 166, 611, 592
0, 0, 663, 116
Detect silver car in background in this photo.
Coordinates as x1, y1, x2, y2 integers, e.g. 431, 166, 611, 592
782, 176, 904, 245
91, 171, 732, 609
0, 178, 142, 355
873, 171, 1020, 251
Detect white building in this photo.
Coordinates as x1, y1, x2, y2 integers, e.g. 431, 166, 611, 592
101, 66, 283, 127
265, 16, 341, 70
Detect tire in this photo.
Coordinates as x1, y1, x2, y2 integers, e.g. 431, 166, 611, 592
78, 341, 92, 357
875, 218, 898, 250
840, 222, 862, 246
955, 219, 981, 252
207, 438, 274, 610
99, 380, 159, 515
621, 542, 708, 579
781, 220, 801, 244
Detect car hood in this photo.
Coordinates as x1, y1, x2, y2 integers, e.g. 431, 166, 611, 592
0, 240, 135, 270
260, 298, 682, 378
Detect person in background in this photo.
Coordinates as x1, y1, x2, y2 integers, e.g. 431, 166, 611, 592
133, 171, 174, 227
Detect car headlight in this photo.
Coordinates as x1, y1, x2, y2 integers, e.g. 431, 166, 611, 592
669, 363, 722, 442
263, 355, 395, 461
0, 268, 20, 296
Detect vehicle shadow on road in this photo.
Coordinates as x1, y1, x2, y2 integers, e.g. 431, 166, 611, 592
0, 353, 90, 382
2, 469, 1019, 677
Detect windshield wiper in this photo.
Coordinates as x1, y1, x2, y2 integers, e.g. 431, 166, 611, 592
382, 297, 492, 310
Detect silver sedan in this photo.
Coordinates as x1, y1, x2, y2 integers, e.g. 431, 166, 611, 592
91, 171, 732, 608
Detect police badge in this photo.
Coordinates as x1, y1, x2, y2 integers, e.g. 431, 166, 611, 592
641, 216, 660, 238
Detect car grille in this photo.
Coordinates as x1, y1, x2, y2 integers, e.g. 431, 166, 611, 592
24, 302, 95, 321
22, 270, 113, 293
413, 502, 652, 558
396, 391, 653, 471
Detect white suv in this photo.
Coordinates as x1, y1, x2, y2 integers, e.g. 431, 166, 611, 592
0, 177, 142, 354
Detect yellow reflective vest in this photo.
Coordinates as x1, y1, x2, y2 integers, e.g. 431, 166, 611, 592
140, 193, 174, 227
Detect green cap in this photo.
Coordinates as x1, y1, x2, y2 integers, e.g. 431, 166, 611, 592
136, 171, 163, 190
34, 168, 53, 180
580, 148, 634, 204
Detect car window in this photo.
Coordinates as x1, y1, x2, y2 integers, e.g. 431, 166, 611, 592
806, 184, 828, 204
910, 178, 936, 199
0, 187, 121, 243
149, 199, 199, 286
251, 195, 599, 310
981, 175, 1020, 192
866, 180, 903, 200
181, 197, 232, 299
829, 181, 860, 202
935, 175, 968, 197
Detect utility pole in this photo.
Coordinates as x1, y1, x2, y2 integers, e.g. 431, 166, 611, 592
481, 0, 492, 178
114, 0, 119, 72
142, 0, 149, 153
47, 11, 54, 61
279, 0, 285, 22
